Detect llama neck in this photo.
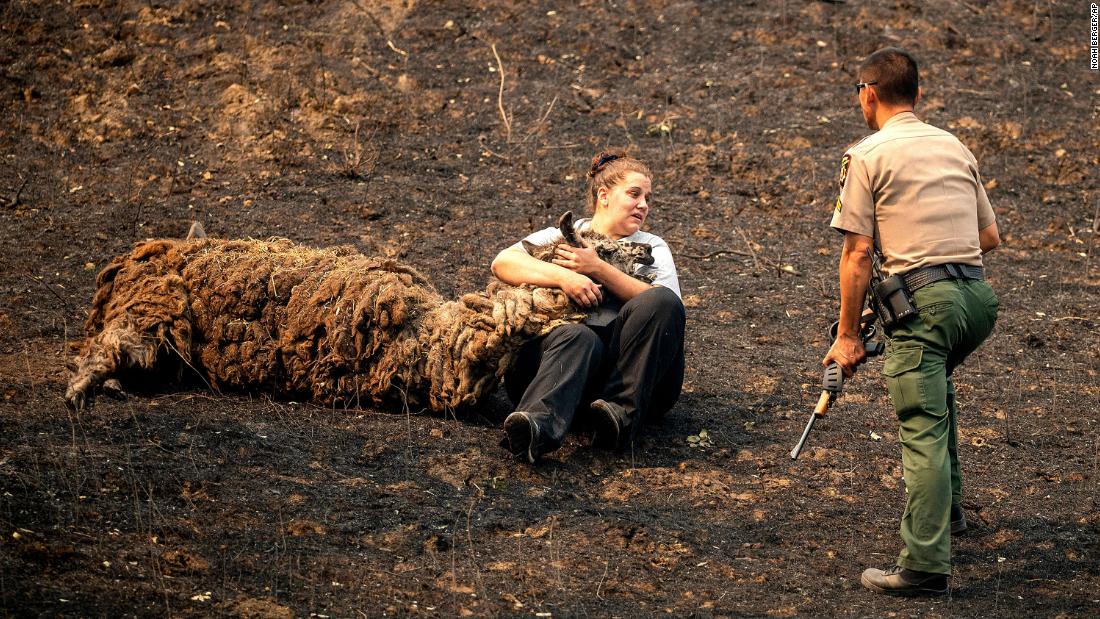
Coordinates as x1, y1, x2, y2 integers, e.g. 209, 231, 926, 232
416, 286, 580, 411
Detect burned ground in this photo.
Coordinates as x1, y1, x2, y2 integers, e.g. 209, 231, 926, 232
1, 0, 1097, 617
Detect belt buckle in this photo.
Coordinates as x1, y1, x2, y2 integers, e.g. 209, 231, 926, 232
944, 264, 962, 279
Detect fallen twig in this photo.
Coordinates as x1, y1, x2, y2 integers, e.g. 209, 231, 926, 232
954, 0, 983, 14
682, 248, 755, 260
735, 227, 760, 270
162, 337, 221, 396
521, 94, 558, 143
596, 558, 611, 598
684, 239, 802, 275
1092, 194, 1098, 233
952, 88, 996, 98
386, 40, 408, 57
491, 43, 512, 143
352, 0, 409, 57
22, 271, 71, 311
5, 175, 28, 208
477, 136, 511, 161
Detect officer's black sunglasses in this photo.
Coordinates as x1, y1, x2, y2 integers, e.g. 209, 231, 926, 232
855, 80, 878, 94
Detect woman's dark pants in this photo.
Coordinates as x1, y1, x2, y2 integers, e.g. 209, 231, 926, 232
504, 286, 686, 453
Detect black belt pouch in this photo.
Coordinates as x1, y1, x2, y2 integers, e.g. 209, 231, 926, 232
871, 274, 918, 328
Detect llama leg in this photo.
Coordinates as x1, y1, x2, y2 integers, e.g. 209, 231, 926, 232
101, 379, 127, 400
66, 319, 163, 410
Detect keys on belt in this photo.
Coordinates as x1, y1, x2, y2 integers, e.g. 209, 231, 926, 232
901, 263, 984, 292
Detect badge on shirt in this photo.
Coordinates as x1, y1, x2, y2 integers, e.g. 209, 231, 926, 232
838, 154, 851, 189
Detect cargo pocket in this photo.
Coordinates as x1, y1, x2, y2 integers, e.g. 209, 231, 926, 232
883, 344, 925, 418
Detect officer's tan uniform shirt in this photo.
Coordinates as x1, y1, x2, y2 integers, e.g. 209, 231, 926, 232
830, 112, 996, 276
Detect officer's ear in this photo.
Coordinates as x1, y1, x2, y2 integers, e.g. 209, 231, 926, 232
914, 86, 922, 108
863, 85, 877, 106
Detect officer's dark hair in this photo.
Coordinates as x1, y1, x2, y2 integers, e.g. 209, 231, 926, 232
858, 47, 919, 106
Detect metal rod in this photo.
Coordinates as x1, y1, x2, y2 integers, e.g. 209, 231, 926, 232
790, 413, 817, 460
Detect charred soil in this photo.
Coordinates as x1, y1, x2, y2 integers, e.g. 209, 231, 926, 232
1, 1, 1097, 617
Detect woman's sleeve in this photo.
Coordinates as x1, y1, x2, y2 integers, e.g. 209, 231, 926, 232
506, 226, 560, 252
642, 237, 681, 298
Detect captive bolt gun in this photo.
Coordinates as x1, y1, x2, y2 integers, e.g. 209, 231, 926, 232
790, 313, 885, 460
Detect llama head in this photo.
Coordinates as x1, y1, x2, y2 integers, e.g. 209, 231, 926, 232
585, 236, 655, 281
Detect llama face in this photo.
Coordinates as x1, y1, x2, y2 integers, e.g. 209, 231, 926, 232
597, 240, 654, 272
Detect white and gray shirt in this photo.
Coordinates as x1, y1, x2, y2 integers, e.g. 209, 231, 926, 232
510, 217, 680, 325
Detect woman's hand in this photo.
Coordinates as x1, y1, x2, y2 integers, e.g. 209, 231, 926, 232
558, 270, 604, 308
491, 246, 604, 308
552, 242, 604, 278
553, 241, 657, 305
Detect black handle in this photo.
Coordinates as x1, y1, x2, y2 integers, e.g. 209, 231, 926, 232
829, 319, 883, 359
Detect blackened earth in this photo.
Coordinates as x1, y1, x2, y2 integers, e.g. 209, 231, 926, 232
1, 1, 1097, 617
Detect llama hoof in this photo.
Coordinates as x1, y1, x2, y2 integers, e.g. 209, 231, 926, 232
102, 379, 127, 400
65, 387, 90, 411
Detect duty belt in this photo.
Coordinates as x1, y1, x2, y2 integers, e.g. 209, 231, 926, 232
901, 263, 984, 292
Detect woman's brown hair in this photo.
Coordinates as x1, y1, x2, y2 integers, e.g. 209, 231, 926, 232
585, 150, 651, 213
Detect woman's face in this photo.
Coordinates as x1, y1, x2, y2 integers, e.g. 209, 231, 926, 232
596, 171, 652, 239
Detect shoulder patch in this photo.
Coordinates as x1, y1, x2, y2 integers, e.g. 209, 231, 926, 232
835, 197, 843, 213
838, 154, 851, 189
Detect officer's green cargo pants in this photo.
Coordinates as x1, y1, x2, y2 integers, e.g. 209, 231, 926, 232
883, 278, 999, 575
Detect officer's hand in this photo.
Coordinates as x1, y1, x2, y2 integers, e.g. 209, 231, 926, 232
823, 333, 867, 378
558, 271, 603, 308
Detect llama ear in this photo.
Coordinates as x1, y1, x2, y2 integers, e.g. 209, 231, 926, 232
558, 211, 580, 246
521, 239, 538, 254
186, 221, 206, 240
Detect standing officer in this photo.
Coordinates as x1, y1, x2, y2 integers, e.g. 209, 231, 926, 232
824, 47, 1001, 596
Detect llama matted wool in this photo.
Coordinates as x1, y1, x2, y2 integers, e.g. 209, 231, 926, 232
66, 222, 654, 413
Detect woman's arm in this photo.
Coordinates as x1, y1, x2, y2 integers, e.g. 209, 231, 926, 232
552, 244, 654, 302
491, 246, 604, 308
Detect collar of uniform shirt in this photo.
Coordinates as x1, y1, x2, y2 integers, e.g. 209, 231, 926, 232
881, 110, 919, 130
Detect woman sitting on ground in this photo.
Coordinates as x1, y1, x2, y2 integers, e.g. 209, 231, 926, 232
491, 150, 686, 463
